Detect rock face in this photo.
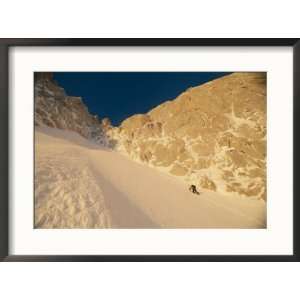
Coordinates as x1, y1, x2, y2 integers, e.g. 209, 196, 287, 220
108, 73, 266, 200
34, 72, 114, 147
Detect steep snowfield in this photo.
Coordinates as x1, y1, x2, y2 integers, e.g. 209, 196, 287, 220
35, 127, 266, 229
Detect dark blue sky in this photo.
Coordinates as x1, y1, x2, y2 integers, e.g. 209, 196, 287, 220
53, 72, 229, 126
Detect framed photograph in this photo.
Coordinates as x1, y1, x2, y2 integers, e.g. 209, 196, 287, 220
0, 39, 298, 261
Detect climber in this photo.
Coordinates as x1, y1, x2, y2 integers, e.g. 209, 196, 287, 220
189, 184, 200, 195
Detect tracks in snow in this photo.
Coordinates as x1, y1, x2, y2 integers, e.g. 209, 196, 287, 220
35, 147, 112, 228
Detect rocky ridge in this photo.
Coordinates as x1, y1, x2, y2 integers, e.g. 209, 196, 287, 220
34, 72, 114, 147
107, 73, 266, 200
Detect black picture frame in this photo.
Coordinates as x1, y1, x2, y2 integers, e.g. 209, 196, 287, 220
0, 38, 299, 262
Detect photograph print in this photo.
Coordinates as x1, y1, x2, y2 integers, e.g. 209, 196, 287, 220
34, 71, 266, 229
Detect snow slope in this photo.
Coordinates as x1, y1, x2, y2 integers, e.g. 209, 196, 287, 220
35, 127, 266, 229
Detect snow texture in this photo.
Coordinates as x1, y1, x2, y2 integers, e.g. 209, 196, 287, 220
35, 127, 266, 228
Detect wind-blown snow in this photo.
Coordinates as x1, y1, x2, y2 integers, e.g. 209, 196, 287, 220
35, 127, 266, 229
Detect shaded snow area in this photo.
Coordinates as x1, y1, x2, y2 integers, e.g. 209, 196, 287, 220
35, 127, 266, 229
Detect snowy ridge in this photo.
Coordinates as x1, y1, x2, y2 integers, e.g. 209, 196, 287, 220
34, 73, 114, 147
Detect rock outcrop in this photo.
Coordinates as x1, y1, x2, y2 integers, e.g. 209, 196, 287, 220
108, 73, 266, 200
34, 72, 113, 147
